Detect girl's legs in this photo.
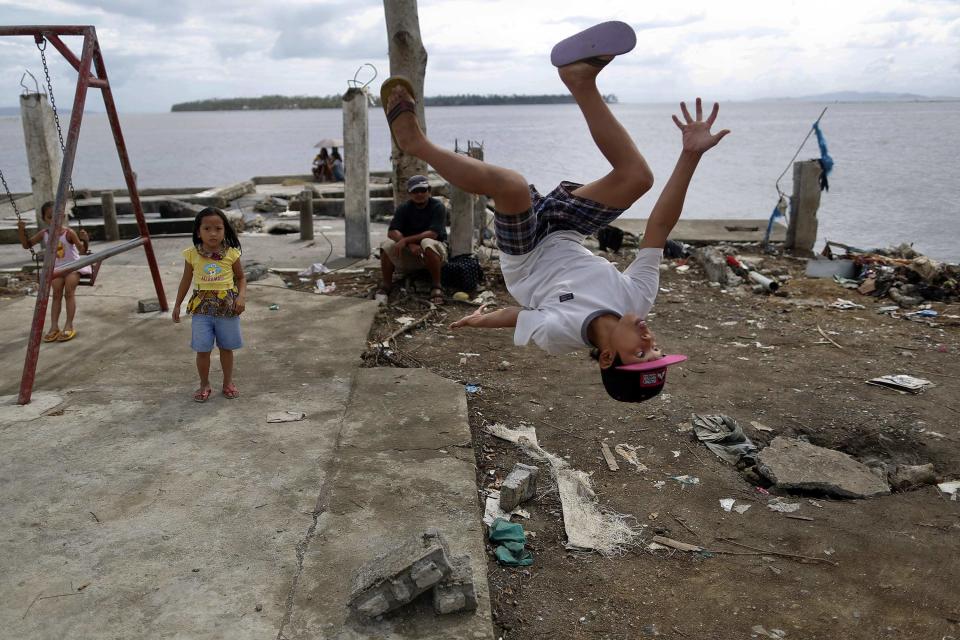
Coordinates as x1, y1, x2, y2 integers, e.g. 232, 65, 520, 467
386, 86, 532, 215
559, 62, 654, 209
220, 348, 234, 389
63, 272, 81, 332
49, 276, 65, 333
196, 351, 212, 394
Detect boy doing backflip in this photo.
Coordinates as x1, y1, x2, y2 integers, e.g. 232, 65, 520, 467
381, 21, 729, 402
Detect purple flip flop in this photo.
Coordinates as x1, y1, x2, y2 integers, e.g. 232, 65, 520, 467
550, 20, 637, 68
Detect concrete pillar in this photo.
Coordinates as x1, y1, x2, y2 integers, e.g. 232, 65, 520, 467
299, 188, 314, 241
448, 183, 474, 258
786, 159, 822, 256
101, 191, 120, 241
343, 87, 370, 258
467, 144, 487, 241
19, 93, 62, 227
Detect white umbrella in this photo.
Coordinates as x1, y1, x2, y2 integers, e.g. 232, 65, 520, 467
314, 138, 343, 148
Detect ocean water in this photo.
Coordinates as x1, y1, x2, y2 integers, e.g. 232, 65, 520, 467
1, 101, 958, 261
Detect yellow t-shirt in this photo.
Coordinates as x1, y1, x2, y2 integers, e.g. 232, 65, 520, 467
182, 246, 241, 291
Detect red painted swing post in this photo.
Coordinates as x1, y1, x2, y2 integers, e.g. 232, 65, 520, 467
0, 26, 168, 405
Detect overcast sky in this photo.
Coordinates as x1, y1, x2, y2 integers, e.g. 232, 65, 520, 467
1, 0, 958, 112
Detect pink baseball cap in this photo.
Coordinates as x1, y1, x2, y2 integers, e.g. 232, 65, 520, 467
601, 353, 688, 401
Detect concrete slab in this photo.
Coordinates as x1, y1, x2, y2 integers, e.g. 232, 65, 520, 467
0, 265, 381, 638
614, 218, 787, 244
285, 368, 494, 640
758, 437, 891, 499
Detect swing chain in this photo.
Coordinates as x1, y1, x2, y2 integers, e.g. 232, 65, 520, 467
35, 35, 84, 235
0, 167, 42, 271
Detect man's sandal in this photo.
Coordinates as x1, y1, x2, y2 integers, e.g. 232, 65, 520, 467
42, 330, 61, 343
223, 383, 240, 400
380, 76, 418, 145
193, 387, 212, 402
550, 21, 637, 68
430, 287, 445, 305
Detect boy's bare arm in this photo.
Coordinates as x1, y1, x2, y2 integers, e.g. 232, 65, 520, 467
172, 261, 193, 323
641, 99, 729, 249
449, 305, 521, 330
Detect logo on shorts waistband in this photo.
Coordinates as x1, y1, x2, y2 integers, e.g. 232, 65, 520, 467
559, 293, 574, 302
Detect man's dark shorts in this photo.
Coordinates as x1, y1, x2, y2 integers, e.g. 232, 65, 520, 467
493, 181, 626, 256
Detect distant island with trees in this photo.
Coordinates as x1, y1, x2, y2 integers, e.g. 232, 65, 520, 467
170, 93, 618, 112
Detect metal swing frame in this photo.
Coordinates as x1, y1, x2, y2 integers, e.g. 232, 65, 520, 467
0, 25, 168, 405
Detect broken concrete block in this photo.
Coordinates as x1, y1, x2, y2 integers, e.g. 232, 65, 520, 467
694, 247, 728, 284
757, 437, 890, 499
888, 463, 937, 491
348, 529, 452, 617
499, 463, 539, 511
432, 554, 478, 615
137, 298, 160, 313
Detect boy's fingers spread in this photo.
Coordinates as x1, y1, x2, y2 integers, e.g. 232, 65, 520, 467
706, 102, 719, 125
672, 114, 684, 129
695, 97, 703, 121
680, 101, 693, 123
713, 129, 731, 142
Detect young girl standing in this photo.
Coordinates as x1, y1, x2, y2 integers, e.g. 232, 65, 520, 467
173, 208, 247, 402
17, 200, 91, 342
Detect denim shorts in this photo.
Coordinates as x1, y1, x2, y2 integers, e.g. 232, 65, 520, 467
191, 314, 243, 352
494, 181, 626, 256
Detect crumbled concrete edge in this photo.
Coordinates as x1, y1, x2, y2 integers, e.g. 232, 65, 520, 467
500, 463, 539, 511
432, 554, 478, 615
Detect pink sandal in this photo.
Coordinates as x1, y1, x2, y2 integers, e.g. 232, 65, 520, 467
193, 387, 212, 402
222, 383, 240, 400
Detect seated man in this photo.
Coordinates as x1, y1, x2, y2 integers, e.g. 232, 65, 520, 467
377, 175, 448, 305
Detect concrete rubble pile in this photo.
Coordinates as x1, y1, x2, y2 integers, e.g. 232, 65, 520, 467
348, 528, 478, 619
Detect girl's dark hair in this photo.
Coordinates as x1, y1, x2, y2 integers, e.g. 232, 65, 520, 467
40, 201, 54, 216
193, 207, 241, 252
319, 147, 330, 160
331, 148, 342, 161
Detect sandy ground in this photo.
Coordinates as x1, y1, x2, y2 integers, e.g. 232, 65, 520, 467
305, 243, 959, 640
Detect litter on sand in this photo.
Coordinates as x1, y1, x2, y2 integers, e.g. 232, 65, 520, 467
938, 480, 960, 500
865, 374, 934, 394
767, 498, 801, 513
614, 444, 648, 471
266, 411, 306, 423
670, 475, 700, 486
691, 414, 758, 466
719, 498, 736, 512
297, 262, 330, 277
830, 298, 865, 310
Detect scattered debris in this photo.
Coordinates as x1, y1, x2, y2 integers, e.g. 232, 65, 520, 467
865, 374, 934, 394
733, 503, 752, 514
719, 498, 735, 512
298, 262, 330, 278
766, 498, 801, 513
600, 443, 620, 471
649, 535, 703, 553
888, 463, 937, 491
670, 475, 700, 486
758, 437, 891, 498
830, 298, 865, 310
137, 298, 161, 313
349, 529, 453, 617
268, 304, 280, 311
500, 463, 539, 511
751, 625, 787, 639
691, 414, 758, 466
465, 383, 481, 394
489, 518, 533, 566
266, 411, 306, 423
615, 443, 648, 471
432, 555, 478, 614
750, 421, 775, 433
938, 480, 960, 501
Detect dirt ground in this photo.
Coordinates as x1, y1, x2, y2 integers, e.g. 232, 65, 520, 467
297, 239, 960, 640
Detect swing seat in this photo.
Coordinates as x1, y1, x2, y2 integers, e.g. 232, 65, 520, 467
78, 258, 102, 286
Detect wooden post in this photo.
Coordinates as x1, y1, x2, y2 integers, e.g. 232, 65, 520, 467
383, 0, 428, 208
19, 93, 62, 226
786, 159, 821, 256
343, 87, 370, 258
100, 190, 119, 241
300, 188, 314, 241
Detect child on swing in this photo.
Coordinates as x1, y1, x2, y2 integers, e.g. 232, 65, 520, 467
381, 21, 729, 402
17, 200, 91, 342
173, 208, 247, 402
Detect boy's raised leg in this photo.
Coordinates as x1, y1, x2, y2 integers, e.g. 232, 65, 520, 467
385, 82, 532, 215
560, 61, 654, 210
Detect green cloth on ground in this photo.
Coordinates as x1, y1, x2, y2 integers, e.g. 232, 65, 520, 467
489, 517, 533, 566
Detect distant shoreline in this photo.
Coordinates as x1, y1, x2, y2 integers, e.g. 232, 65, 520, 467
168, 93, 619, 112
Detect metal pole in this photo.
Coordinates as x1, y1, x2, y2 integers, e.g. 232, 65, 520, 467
300, 189, 314, 241
53, 237, 144, 277
18, 29, 95, 405
90, 33, 168, 311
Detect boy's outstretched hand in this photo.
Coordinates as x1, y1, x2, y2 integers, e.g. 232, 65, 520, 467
672, 98, 730, 154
